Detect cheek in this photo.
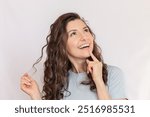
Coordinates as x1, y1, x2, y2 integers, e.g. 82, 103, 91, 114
67, 38, 79, 48
66, 40, 77, 54
90, 43, 94, 52
66, 40, 73, 50
90, 37, 94, 47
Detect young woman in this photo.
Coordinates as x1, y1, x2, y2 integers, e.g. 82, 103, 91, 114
20, 12, 127, 100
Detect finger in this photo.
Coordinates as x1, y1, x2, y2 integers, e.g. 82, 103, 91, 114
21, 77, 32, 85
86, 61, 93, 74
89, 51, 99, 62
86, 59, 90, 64
23, 76, 32, 82
24, 73, 28, 77
21, 75, 31, 82
23, 73, 33, 81
87, 65, 93, 73
86, 59, 89, 74
21, 79, 32, 86
21, 84, 31, 93
86, 67, 89, 74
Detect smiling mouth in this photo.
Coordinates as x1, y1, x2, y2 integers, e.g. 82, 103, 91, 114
79, 43, 90, 49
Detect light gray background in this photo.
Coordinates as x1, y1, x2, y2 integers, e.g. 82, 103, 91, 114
0, 0, 150, 99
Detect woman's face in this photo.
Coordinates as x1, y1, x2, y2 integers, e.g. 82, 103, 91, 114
66, 19, 94, 61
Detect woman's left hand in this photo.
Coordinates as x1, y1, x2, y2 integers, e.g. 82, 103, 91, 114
86, 52, 111, 100
86, 52, 103, 83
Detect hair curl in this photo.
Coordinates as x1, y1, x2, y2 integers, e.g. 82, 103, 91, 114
33, 12, 108, 100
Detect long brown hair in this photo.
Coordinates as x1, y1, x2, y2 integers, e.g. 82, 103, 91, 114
33, 12, 108, 100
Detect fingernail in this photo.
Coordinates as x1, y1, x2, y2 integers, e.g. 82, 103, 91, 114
24, 73, 28, 76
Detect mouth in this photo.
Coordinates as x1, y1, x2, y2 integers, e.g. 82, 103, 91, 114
79, 43, 90, 49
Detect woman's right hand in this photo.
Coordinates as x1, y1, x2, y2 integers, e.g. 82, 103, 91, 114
20, 73, 41, 100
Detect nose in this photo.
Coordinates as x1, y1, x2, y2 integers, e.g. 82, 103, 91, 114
79, 32, 87, 41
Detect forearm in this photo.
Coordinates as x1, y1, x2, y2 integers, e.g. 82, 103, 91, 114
31, 92, 42, 100
95, 79, 111, 100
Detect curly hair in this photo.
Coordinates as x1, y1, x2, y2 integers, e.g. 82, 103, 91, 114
33, 12, 108, 100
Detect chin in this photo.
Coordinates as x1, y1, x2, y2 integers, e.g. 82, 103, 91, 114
80, 53, 91, 59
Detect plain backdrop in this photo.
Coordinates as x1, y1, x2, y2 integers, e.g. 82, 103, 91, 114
0, 0, 150, 99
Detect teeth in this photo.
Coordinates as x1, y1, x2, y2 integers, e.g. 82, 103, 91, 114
79, 43, 90, 49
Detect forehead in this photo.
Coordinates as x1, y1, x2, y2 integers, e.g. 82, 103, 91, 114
66, 19, 87, 31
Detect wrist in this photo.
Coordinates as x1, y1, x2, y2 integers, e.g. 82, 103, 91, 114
93, 76, 103, 85
31, 93, 42, 100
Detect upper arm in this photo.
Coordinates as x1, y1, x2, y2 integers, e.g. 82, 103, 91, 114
107, 66, 127, 99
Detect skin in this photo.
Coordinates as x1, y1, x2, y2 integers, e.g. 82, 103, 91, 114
66, 19, 111, 99
66, 19, 94, 73
20, 73, 41, 99
21, 19, 126, 100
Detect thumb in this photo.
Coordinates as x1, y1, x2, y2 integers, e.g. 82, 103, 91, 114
86, 59, 93, 74
86, 59, 90, 64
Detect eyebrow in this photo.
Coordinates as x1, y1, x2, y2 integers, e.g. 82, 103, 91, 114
67, 26, 88, 34
67, 29, 77, 34
83, 26, 89, 29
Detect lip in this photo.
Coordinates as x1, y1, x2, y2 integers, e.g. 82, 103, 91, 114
78, 43, 90, 49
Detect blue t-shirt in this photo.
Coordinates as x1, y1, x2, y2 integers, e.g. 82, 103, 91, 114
63, 65, 126, 100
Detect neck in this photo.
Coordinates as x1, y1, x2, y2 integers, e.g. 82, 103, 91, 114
69, 58, 87, 73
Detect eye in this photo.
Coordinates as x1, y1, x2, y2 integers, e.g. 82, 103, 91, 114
70, 32, 77, 37
84, 28, 89, 32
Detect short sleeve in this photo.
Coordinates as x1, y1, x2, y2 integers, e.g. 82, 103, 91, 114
107, 66, 127, 99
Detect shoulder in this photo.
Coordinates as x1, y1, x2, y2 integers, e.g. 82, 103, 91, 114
106, 65, 126, 99
107, 65, 124, 79
107, 65, 125, 86
107, 65, 123, 74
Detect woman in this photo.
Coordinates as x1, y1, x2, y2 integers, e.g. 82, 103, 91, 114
20, 12, 127, 100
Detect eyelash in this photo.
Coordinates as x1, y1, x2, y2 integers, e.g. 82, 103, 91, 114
69, 28, 90, 37
84, 28, 89, 32
70, 32, 76, 37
